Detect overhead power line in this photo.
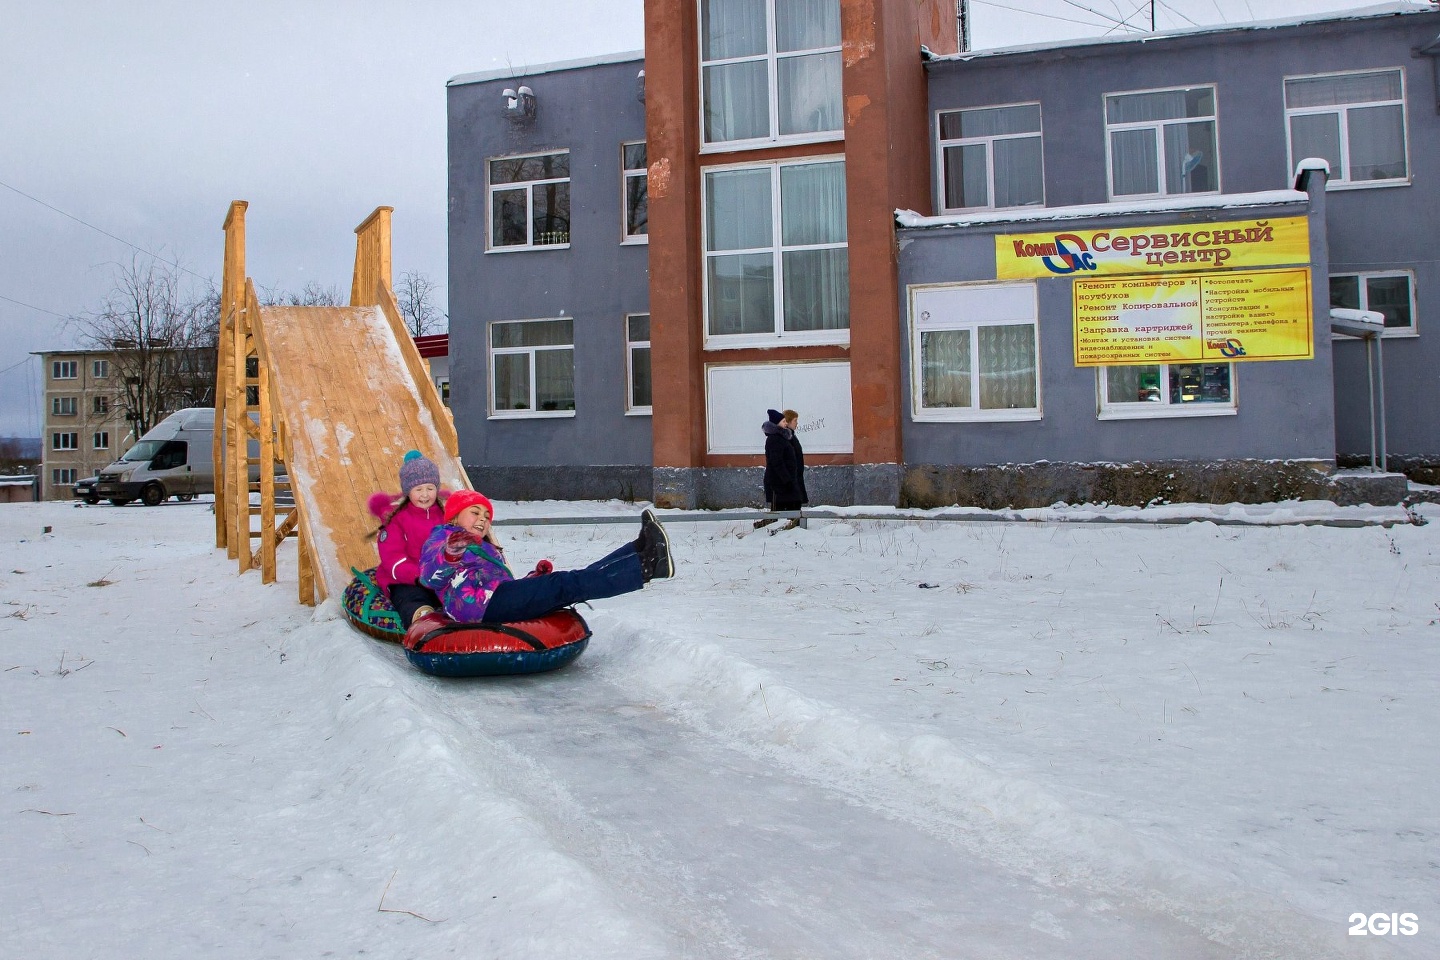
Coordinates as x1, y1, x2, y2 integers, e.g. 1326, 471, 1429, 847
0, 177, 211, 284
0, 292, 68, 319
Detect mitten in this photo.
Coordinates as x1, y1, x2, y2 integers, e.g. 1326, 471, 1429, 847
527, 559, 554, 578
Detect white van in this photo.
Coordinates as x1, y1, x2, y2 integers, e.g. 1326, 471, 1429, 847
94, 408, 215, 506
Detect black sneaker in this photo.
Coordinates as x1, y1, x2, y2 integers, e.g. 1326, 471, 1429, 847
639, 508, 674, 581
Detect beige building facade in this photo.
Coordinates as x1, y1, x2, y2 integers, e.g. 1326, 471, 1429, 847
36, 349, 134, 500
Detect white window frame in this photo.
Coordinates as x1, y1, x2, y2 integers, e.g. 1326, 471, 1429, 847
93, 431, 110, 450
621, 142, 649, 244
701, 156, 849, 350
52, 468, 77, 486
625, 313, 652, 415
1330, 270, 1417, 339
908, 281, 1042, 423
92, 359, 109, 378
52, 432, 78, 451
486, 150, 571, 252
1096, 363, 1238, 420
697, 0, 843, 151
52, 360, 77, 379
52, 396, 77, 416
1104, 84, 1220, 201
935, 102, 1045, 213
487, 317, 576, 419
1284, 68, 1409, 190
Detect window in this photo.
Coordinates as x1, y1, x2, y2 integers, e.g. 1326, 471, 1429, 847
1098, 364, 1236, 419
52, 396, 77, 416
437, 378, 451, 407
93, 431, 110, 450
92, 359, 109, 378
52, 360, 77, 379
910, 282, 1040, 421
1331, 271, 1415, 336
93, 396, 110, 415
52, 468, 77, 486
937, 103, 1044, 211
1286, 70, 1407, 187
52, 432, 79, 451
703, 158, 848, 345
489, 318, 575, 416
699, 0, 842, 147
488, 151, 570, 250
626, 314, 652, 414
623, 142, 648, 242
1105, 86, 1218, 199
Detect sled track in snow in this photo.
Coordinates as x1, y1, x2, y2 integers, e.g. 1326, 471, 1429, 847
355, 611, 1381, 960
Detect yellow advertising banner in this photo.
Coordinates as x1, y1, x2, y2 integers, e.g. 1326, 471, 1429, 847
1072, 268, 1313, 366
997, 216, 1309, 278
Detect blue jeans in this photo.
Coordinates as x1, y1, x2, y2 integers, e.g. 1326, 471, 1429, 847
481, 544, 643, 624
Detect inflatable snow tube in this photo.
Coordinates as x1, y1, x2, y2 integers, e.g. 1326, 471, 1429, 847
403, 608, 592, 678
341, 567, 404, 643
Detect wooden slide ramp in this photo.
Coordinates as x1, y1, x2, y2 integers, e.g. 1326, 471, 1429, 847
254, 303, 465, 599
215, 202, 464, 604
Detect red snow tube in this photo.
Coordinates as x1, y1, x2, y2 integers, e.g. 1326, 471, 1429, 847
402, 609, 592, 677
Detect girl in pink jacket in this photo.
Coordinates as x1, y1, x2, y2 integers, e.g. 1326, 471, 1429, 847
367, 450, 449, 627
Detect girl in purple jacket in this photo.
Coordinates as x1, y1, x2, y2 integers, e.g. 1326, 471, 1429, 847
367, 450, 450, 627
418, 490, 674, 625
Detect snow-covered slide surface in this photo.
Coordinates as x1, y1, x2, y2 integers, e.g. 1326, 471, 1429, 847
3, 499, 1433, 958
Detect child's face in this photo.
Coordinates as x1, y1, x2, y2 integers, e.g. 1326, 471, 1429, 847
408, 483, 438, 510
456, 504, 491, 537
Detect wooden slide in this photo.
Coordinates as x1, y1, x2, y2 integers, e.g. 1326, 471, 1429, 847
213, 202, 466, 604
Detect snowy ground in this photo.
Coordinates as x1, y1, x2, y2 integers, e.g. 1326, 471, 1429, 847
2, 497, 1436, 959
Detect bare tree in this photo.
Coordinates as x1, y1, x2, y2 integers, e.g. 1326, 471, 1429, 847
261, 281, 343, 307
395, 270, 447, 337
68, 256, 217, 436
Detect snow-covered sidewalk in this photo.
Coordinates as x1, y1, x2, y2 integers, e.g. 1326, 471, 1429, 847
2, 498, 1434, 958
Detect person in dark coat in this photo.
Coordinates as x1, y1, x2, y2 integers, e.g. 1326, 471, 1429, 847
759, 408, 807, 530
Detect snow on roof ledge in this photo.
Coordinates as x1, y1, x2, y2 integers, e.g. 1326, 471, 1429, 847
449, 50, 644, 87
895, 190, 1308, 231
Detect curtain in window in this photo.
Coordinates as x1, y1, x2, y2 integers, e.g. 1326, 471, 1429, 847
780, 162, 848, 330
1286, 71, 1401, 108
631, 346, 652, 407
920, 330, 971, 408
943, 144, 988, 208
534, 349, 575, 411
775, 0, 840, 50
707, 168, 773, 250
977, 324, 1036, 409
702, 0, 766, 59
1163, 121, 1216, 194
777, 52, 841, 135
1348, 104, 1406, 181
493, 354, 530, 410
1290, 114, 1342, 175
1107, 89, 1191, 123
705, 61, 769, 142
1110, 128, 1158, 196
993, 137, 1043, 207
708, 254, 775, 335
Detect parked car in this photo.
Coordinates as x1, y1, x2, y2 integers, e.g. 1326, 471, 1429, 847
73, 476, 100, 505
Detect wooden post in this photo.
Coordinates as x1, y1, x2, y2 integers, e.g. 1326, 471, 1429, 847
256, 309, 277, 584
218, 201, 248, 553
350, 206, 393, 307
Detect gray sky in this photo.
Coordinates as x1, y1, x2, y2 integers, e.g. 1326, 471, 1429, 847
0, 0, 1381, 436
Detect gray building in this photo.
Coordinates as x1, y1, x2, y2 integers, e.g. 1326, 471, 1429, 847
447, 52, 653, 501
446, 3, 1440, 507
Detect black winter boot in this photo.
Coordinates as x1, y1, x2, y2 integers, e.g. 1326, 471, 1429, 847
638, 508, 674, 581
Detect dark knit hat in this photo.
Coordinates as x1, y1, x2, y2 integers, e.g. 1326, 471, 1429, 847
399, 450, 440, 497
767, 408, 783, 424
444, 489, 495, 524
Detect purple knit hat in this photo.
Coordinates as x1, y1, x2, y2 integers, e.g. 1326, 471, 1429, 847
398, 450, 440, 496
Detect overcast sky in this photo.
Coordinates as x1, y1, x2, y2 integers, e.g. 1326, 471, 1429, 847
0, 0, 1387, 436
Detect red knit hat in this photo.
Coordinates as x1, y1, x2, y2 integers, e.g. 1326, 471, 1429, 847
443, 489, 494, 524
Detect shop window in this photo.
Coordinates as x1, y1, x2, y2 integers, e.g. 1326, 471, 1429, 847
626, 314, 652, 414
52, 432, 79, 451
1330, 271, 1415, 336
488, 151, 571, 249
1098, 364, 1236, 419
937, 103, 1044, 211
622, 142, 648, 242
52, 360, 77, 379
489, 318, 575, 416
52, 396, 77, 416
1286, 69, 1407, 187
703, 157, 848, 346
1105, 85, 1218, 199
699, 0, 842, 147
910, 282, 1040, 422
